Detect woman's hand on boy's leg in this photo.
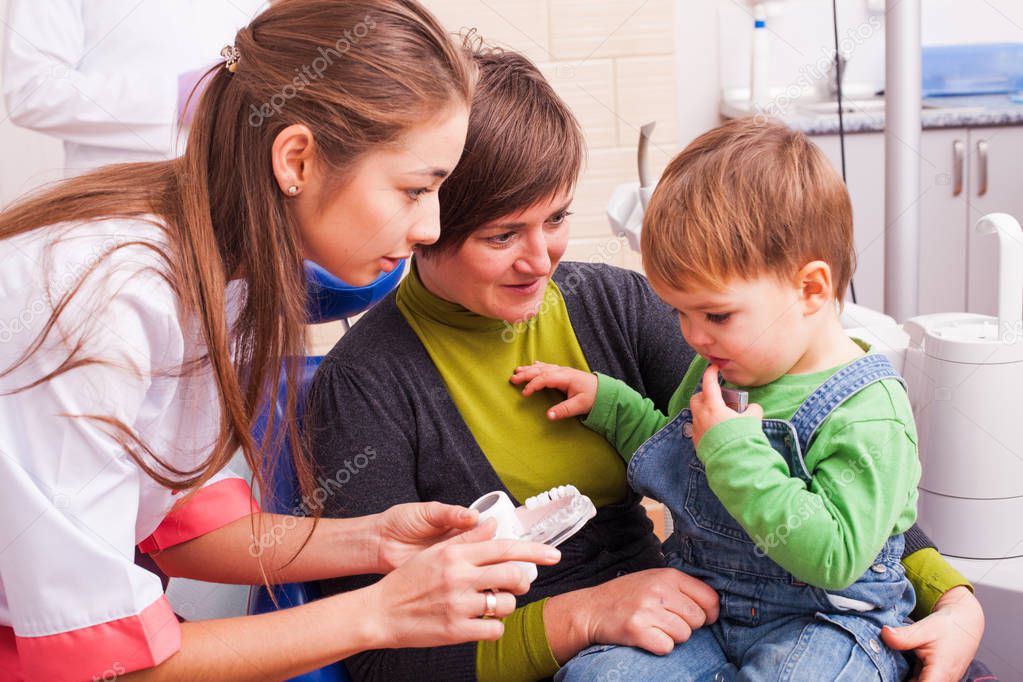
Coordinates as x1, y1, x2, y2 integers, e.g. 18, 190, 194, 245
510, 361, 597, 419
543, 568, 720, 662
689, 365, 763, 447
881, 585, 984, 682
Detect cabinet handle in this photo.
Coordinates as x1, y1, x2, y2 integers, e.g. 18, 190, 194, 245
977, 140, 989, 196
953, 140, 964, 196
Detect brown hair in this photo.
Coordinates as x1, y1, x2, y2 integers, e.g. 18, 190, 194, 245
420, 43, 585, 255
0, 0, 473, 516
642, 117, 855, 303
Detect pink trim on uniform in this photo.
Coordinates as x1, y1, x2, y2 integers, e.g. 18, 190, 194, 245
138, 477, 258, 554
10, 595, 180, 682
1, 624, 22, 681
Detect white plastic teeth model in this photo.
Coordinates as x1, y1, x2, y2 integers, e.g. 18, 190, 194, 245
517, 484, 596, 548
524, 484, 580, 509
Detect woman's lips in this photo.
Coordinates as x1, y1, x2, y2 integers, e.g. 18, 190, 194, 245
379, 256, 407, 273
502, 279, 542, 295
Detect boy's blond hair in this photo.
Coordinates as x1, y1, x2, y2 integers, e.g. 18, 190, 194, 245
641, 117, 855, 303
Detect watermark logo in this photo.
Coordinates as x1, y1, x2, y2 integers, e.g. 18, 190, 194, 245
93, 662, 126, 682
0, 233, 128, 345
248, 15, 377, 127
248, 445, 378, 556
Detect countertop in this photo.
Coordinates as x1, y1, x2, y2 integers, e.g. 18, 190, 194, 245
721, 93, 1023, 135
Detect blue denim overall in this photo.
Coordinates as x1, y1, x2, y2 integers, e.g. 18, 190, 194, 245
557, 354, 915, 682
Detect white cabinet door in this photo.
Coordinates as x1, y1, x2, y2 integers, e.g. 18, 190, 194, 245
919, 128, 970, 315
815, 132, 886, 311
966, 127, 1023, 316
813, 126, 1023, 318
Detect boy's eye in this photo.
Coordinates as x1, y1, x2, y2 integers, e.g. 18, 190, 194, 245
547, 210, 573, 225
706, 312, 731, 324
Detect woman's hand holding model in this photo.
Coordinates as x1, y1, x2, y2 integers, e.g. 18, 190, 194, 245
371, 518, 561, 646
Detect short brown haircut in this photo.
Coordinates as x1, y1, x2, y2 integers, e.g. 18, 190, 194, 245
642, 117, 855, 302
422, 44, 585, 255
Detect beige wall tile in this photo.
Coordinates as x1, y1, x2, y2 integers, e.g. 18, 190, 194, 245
568, 212, 615, 240
538, 59, 617, 149
622, 245, 645, 274
561, 236, 629, 268
420, 0, 552, 62
549, 0, 674, 60
571, 147, 633, 240
615, 55, 679, 149
574, 146, 635, 216
306, 320, 345, 356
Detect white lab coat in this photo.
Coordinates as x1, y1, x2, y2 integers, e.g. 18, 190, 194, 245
2, 1, 266, 175
0, 217, 258, 680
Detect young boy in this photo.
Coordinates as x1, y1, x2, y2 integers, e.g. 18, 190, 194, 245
512, 117, 919, 681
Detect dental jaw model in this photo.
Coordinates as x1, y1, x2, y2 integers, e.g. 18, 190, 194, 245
469, 486, 597, 582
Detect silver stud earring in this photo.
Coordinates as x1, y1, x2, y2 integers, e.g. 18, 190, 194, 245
287, 185, 300, 196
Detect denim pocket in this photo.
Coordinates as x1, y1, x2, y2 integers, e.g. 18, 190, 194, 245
812, 613, 908, 682
683, 461, 753, 544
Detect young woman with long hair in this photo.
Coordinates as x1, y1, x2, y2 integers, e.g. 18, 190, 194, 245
0, 2, 558, 680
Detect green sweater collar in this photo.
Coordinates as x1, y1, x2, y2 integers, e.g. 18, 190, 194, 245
397, 259, 509, 333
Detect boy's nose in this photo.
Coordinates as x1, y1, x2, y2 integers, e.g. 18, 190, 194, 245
682, 320, 711, 347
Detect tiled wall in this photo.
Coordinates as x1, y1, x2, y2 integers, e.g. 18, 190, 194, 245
422, 0, 680, 273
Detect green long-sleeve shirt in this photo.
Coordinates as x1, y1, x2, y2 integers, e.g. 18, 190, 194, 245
584, 352, 922, 591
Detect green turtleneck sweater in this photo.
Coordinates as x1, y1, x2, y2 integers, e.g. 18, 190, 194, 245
395, 262, 629, 681
395, 263, 628, 507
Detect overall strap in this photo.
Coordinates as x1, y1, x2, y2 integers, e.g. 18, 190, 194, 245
789, 353, 906, 455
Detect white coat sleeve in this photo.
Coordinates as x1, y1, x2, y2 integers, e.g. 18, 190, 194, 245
1, 0, 178, 155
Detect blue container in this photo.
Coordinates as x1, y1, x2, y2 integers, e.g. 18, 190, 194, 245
922, 43, 1023, 97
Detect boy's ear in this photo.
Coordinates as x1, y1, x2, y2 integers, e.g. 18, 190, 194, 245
795, 260, 833, 315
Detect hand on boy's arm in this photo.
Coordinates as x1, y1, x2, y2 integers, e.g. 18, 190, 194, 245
689, 365, 763, 446
511, 361, 597, 419
513, 364, 672, 460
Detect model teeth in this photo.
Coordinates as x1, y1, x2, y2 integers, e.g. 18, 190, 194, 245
520, 490, 597, 546
524, 484, 581, 509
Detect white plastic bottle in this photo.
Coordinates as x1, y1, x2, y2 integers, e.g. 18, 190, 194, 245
750, 3, 770, 111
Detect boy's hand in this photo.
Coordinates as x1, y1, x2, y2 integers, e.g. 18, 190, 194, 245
510, 361, 598, 420
689, 365, 763, 447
